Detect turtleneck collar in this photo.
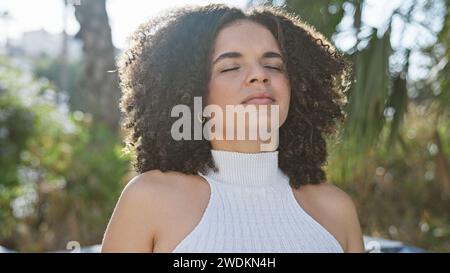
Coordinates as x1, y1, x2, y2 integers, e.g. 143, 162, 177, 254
199, 149, 285, 187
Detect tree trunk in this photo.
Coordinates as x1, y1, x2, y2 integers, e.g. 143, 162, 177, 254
74, 0, 120, 130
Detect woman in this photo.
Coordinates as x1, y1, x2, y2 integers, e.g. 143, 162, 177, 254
102, 4, 364, 253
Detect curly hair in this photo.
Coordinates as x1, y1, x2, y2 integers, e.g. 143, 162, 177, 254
118, 4, 351, 189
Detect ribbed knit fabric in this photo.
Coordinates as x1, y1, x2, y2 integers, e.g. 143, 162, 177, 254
172, 149, 344, 253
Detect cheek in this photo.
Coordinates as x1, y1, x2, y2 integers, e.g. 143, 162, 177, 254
273, 78, 291, 120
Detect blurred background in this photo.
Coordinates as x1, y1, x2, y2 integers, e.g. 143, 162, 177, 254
0, 0, 448, 252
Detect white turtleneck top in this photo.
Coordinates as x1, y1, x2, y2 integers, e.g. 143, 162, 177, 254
171, 149, 344, 253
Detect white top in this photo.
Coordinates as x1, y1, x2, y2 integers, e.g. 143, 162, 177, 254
172, 149, 344, 253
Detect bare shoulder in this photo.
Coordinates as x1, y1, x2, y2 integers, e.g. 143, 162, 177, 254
101, 170, 185, 252
120, 169, 195, 204
124, 170, 172, 198
115, 170, 174, 212
295, 182, 365, 252
298, 182, 355, 213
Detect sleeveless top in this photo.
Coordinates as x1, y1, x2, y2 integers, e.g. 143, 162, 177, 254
171, 149, 344, 253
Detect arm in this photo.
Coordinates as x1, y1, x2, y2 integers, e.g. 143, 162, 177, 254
321, 184, 365, 253
343, 197, 365, 253
101, 172, 161, 252
293, 183, 365, 253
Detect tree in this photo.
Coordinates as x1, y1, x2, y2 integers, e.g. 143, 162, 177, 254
0, 56, 130, 251
73, 0, 120, 131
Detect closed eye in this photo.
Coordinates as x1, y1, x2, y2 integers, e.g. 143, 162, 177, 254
221, 66, 283, 73
265, 66, 282, 71
221, 67, 240, 73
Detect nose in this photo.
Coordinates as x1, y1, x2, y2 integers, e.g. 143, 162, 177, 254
245, 64, 270, 86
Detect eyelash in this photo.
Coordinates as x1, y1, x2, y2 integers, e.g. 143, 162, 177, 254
221, 66, 283, 73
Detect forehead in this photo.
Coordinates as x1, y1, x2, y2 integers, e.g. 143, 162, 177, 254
212, 19, 281, 57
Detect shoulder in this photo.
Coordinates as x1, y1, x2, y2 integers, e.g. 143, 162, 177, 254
113, 170, 170, 211
298, 182, 355, 213
295, 182, 365, 252
101, 170, 192, 252
118, 170, 199, 216
123, 170, 169, 198
123, 169, 195, 199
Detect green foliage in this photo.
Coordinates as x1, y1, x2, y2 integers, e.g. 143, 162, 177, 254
283, 0, 346, 39
329, 104, 450, 251
276, 0, 450, 251
0, 58, 37, 239
0, 56, 131, 251
336, 28, 393, 179
31, 54, 83, 114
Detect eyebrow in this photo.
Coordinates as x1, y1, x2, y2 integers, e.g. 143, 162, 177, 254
212, 51, 283, 65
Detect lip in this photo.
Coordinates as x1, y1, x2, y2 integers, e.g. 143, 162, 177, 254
243, 98, 274, 105
242, 91, 275, 105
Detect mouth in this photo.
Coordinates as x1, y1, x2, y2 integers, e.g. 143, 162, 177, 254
242, 92, 275, 105
243, 97, 275, 105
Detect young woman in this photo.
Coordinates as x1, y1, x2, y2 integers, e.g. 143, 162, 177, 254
101, 4, 364, 253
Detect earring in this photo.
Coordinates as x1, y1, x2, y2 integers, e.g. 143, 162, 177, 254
197, 112, 206, 124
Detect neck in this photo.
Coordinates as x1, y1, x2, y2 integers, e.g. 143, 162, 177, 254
210, 138, 279, 153
200, 148, 286, 187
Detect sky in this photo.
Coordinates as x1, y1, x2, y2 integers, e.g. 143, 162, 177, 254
0, 0, 248, 49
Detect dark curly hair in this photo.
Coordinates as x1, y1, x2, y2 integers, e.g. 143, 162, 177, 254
118, 4, 351, 189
